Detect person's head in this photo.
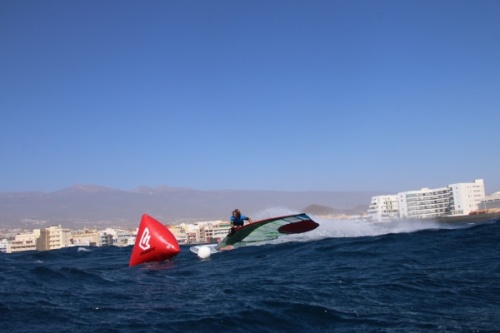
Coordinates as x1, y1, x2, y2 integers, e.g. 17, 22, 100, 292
232, 209, 241, 218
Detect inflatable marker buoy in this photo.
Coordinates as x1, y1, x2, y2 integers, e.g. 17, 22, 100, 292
129, 214, 180, 267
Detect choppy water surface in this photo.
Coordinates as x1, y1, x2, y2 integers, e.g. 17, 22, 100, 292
1, 216, 499, 332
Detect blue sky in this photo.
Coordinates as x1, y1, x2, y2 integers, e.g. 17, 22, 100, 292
1, 0, 499, 194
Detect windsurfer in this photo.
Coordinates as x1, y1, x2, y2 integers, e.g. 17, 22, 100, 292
228, 209, 252, 236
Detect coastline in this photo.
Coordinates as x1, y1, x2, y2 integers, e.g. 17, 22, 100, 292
434, 212, 500, 224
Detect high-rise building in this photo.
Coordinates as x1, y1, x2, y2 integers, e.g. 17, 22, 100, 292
368, 179, 486, 222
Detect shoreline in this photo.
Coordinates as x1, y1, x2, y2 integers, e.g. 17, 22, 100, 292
434, 212, 500, 224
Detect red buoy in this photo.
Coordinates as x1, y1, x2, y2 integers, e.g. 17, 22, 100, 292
129, 214, 180, 267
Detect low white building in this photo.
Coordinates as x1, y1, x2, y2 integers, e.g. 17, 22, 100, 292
0, 239, 7, 253
70, 228, 100, 247
200, 221, 232, 243
170, 220, 231, 244
477, 192, 500, 210
113, 229, 136, 246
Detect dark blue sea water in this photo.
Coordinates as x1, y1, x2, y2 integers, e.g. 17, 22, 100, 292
1, 217, 499, 332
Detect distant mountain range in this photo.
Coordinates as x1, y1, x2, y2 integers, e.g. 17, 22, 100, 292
0, 184, 379, 229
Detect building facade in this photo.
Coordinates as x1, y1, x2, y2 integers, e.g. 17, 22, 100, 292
448, 179, 486, 215
477, 192, 500, 211
369, 179, 486, 222
36, 225, 71, 251
6, 230, 41, 253
199, 221, 232, 243
398, 186, 452, 219
367, 195, 399, 222
2, 220, 232, 253
69, 228, 100, 246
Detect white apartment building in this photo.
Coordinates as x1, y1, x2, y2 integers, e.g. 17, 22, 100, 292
478, 192, 500, 210
70, 228, 100, 246
367, 195, 399, 222
398, 186, 451, 219
369, 179, 486, 222
112, 229, 136, 247
447, 179, 486, 215
170, 220, 232, 244
0, 238, 9, 253
200, 221, 232, 243
170, 224, 189, 244
0, 238, 7, 253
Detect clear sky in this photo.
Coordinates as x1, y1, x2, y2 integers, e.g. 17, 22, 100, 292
1, 0, 499, 194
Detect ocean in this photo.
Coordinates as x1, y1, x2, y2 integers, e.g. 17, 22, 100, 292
1, 216, 499, 332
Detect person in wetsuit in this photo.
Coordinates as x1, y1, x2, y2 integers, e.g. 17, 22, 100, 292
228, 209, 252, 236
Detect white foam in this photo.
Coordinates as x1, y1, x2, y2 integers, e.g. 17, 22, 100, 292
250, 207, 458, 246
77, 247, 92, 252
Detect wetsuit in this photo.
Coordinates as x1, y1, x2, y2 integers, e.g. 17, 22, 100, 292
230, 215, 248, 227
